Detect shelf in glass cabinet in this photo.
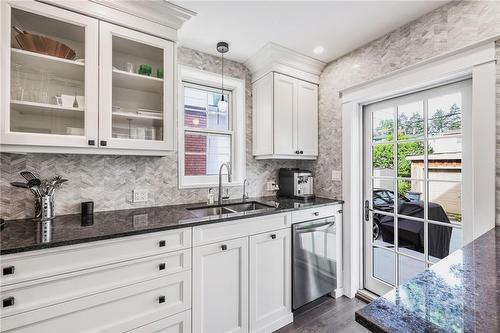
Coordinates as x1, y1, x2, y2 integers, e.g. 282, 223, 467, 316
112, 69, 163, 93
11, 48, 84, 81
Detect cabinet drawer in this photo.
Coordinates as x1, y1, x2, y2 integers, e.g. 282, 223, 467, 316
1, 228, 191, 286
291, 205, 338, 223
1, 249, 191, 318
1, 270, 191, 332
127, 310, 191, 333
193, 213, 290, 246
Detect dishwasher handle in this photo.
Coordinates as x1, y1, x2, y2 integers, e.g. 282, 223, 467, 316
295, 221, 335, 233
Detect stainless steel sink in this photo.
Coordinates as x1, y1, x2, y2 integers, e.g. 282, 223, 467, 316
187, 201, 274, 217
225, 202, 273, 212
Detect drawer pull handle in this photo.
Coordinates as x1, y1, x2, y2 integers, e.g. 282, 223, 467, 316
313, 212, 320, 216
3, 297, 14, 308
158, 296, 166, 304
2, 266, 15, 276
159, 240, 166, 247
159, 263, 166, 270
270, 234, 277, 239
221, 244, 228, 251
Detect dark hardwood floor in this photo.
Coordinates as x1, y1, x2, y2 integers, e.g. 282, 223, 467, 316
276, 296, 369, 333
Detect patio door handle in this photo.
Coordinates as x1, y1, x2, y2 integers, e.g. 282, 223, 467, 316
364, 200, 373, 221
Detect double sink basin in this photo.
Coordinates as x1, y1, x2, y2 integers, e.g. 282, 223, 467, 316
187, 201, 275, 218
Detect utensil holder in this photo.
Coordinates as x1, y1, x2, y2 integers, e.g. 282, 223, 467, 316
36, 195, 55, 220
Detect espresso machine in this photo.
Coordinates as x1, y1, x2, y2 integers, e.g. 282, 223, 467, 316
278, 168, 315, 201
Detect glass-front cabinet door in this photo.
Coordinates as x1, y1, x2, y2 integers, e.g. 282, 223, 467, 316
98, 22, 175, 151
0, 1, 99, 147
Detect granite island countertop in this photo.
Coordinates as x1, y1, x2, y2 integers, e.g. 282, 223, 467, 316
355, 226, 499, 333
0, 196, 342, 255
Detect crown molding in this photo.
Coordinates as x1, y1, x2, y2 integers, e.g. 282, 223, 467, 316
90, 0, 196, 30
245, 42, 326, 84
40, 0, 196, 41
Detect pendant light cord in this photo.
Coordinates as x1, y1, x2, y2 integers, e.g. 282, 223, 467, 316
221, 52, 224, 100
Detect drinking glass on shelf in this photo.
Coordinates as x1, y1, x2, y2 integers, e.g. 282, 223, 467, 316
11, 64, 25, 101
126, 62, 134, 73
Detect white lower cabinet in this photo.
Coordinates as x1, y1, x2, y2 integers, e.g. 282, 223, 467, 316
192, 216, 293, 333
193, 237, 249, 333
249, 229, 292, 333
127, 310, 191, 333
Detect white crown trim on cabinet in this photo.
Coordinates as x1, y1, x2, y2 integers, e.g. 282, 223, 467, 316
245, 42, 326, 84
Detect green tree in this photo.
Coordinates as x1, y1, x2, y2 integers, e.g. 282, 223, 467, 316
373, 134, 427, 195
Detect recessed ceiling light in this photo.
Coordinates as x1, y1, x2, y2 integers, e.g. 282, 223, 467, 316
313, 46, 324, 55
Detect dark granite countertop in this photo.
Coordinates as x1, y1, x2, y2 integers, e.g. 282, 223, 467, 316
356, 226, 499, 333
0, 196, 342, 255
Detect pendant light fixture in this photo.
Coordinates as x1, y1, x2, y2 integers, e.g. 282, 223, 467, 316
216, 41, 229, 113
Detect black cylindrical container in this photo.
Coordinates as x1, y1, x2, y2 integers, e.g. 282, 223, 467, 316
81, 201, 94, 226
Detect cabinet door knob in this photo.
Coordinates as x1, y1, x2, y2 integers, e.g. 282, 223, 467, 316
159, 263, 166, 270
159, 240, 166, 247
270, 234, 276, 239
295, 150, 300, 154
300, 150, 304, 154
2, 266, 15, 276
158, 296, 166, 304
221, 244, 227, 251
100, 140, 107, 147
3, 297, 14, 308
88, 140, 95, 146
314, 212, 320, 216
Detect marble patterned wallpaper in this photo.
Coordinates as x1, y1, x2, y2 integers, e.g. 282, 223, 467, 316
308, 0, 500, 224
0, 47, 300, 220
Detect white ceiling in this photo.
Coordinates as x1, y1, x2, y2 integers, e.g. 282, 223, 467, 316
173, 1, 448, 64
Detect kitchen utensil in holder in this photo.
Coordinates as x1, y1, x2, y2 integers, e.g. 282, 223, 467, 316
36, 194, 55, 220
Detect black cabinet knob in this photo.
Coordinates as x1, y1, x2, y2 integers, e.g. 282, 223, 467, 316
100, 140, 107, 147
270, 234, 276, 239
158, 296, 165, 304
221, 244, 227, 251
300, 151, 304, 154
3, 297, 14, 308
159, 240, 166, 247
159, 263, 166, 270
295, 150, 300, 154
2, 266, 15, 276
314, 212, 320, 216
88, 140, 95, 146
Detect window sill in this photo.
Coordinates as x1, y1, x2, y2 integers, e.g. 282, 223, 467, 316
179, 181, 244, 190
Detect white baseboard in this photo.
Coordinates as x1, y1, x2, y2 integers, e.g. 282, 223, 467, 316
254, 313, 293, 333
330, 288, 344, 299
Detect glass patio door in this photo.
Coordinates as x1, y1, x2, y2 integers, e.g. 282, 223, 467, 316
363, 79, 471, 295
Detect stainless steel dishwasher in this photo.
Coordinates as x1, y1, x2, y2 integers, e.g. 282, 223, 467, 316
292, 216, 337, 309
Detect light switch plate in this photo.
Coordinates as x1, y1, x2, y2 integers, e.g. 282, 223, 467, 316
331, 170, 342, 181
266, 181, 279, 191
133, 189, 148, 203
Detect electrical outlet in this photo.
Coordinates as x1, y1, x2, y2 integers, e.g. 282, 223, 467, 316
133, 214, 148, 228
132, 189, 148, 203
266, 181, 279, 191
331, 170, 342, 181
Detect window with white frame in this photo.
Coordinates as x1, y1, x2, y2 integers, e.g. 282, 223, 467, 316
183, 84, 232, 176
178, 66, 246, 188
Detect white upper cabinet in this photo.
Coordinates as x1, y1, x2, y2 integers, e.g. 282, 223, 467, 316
252, 72, 319, 159
296, 79, 319, 156
0, 0, 185, 155
246, 43, 325, 160
0, 0, 99, 148
99, 22, 174, 151
273, 73, 296, 155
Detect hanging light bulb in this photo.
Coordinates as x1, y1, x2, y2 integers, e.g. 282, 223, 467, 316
216, 41, 229, 113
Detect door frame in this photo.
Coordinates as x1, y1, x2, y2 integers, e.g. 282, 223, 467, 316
340, 40, 497, 298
